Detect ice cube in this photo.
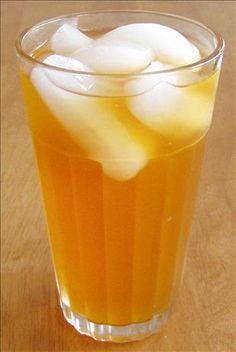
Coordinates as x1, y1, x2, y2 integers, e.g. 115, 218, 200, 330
173, 70, 202, 86
50, 23, 93, 55
42, 54, 125, 96
126, 79, 213, 139
31, 66, 147, 180
98, 23, 201, 66
125, 61, 169, 96
72, 40, 154, 73
159, 63, 201, 86
43, 54, 95, 93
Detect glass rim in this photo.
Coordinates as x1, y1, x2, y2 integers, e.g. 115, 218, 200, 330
15, 9, 225, 77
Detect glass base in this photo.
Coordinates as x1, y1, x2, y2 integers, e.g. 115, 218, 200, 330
60, 300, 169, 343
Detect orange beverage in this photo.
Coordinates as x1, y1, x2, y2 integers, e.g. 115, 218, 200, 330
16, 12, 224, 342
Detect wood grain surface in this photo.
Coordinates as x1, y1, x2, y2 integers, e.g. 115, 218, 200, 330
2, 1, 236, 351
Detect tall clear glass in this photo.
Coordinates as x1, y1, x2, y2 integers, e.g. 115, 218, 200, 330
16, 11, 224, 342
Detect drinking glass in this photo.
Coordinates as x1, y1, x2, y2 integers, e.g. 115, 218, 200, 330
16, 11, 224, 342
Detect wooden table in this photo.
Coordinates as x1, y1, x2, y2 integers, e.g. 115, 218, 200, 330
2, 1, 235, 351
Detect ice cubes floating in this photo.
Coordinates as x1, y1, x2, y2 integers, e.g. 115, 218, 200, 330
31, 23, 212, 180
50, 24, 94, 55
97, 23, 201, 66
